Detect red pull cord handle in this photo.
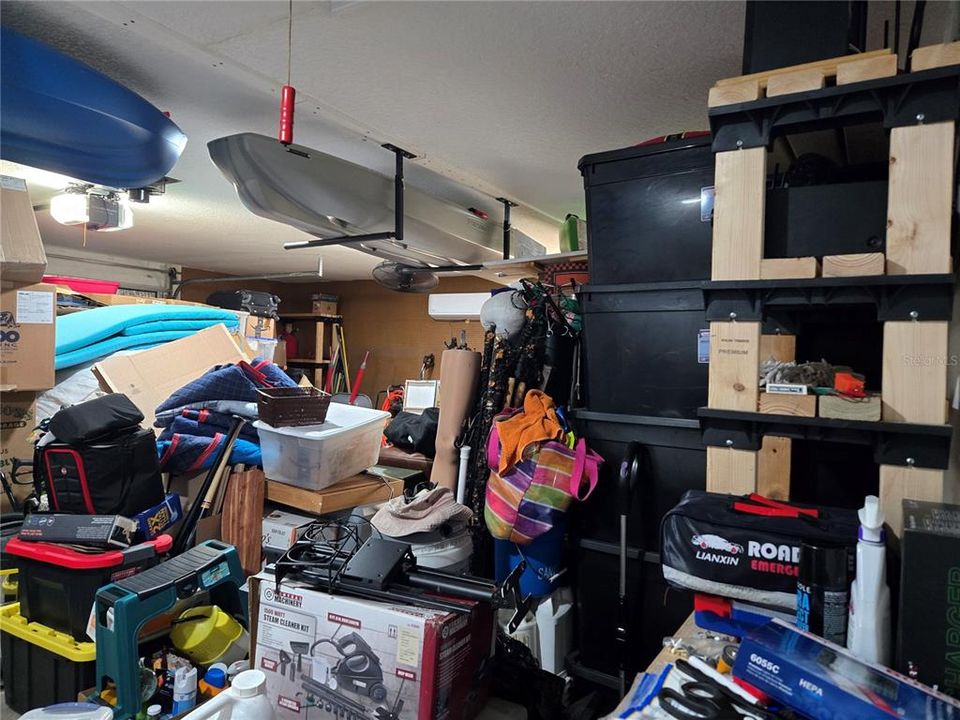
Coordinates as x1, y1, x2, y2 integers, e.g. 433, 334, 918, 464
279, 84, 296, 145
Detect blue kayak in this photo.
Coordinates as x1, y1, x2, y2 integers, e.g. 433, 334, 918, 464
0, 27, 187, 188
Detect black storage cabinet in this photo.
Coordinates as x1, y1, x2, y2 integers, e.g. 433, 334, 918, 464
581, 282, 708, 418
570, 411, 706, 549
578, 136, 715, 284
572, 538, 692, 679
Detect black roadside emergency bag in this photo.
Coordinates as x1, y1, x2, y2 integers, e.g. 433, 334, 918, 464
36, 394, 164, 516
660, 490, 860, 611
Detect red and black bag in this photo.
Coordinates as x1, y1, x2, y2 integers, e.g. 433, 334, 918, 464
36, 394, 164, 516
660, 490, 859, 611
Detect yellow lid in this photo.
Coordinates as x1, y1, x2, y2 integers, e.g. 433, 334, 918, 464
0, 602, 96, 662
170, 605, 244, 665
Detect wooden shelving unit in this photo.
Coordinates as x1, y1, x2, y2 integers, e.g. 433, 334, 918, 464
279, 313, 342, 386
703, 44, 958, 535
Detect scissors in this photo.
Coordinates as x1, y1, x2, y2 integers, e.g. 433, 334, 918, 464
657, 660, 776, 720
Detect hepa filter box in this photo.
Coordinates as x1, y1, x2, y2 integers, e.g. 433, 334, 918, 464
250, 573, 494, 720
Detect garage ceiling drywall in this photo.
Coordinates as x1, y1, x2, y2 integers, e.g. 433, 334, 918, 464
2, 2, 949, 280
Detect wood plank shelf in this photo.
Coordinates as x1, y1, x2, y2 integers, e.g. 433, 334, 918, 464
697, 408, 953, 470
287, 358, 330, 365
279, 313, 342, 321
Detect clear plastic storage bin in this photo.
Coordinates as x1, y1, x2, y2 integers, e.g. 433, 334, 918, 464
254, 403, 390, 490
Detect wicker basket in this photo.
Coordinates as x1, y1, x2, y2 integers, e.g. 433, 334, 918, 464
256, 387, 332, 427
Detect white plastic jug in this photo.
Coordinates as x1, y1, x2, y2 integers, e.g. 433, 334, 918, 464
178, 670, 276, 720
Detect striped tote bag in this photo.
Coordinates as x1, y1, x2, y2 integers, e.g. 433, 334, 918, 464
484, 424, 601, 544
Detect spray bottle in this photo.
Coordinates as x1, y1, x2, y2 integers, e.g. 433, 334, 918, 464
846, 495, 891, 665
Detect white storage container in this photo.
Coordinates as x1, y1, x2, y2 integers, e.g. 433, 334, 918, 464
255, 403, 390, 490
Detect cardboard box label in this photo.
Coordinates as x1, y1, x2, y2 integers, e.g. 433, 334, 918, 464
260, 605, 317, 648
16, 290, 54, 324
397, 625, 422, 667
0, 176, 26, 191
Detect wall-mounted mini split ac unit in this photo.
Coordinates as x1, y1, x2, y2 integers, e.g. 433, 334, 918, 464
427, 292, 490, 321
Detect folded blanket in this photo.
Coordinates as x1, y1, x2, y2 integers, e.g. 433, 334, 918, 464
122, 320, 225, 336
155, 400, 258, 428
158, 410, 261, 444
155, 360, 296, 416
57, 304, 240, 354
157, 434, 261, 473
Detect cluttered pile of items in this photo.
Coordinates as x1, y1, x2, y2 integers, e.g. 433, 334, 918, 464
605, 490, 960, 719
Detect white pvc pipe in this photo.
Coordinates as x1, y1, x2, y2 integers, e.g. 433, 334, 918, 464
456, 445, 471, 505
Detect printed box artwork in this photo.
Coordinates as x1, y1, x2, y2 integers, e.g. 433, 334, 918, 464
250, 574, 494, 720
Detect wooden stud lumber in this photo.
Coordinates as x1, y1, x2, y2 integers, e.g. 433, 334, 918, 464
708, 80, 761, 108
911, 41, 960, 72
766, 68, 826, 97
757, 436, 791, 500
760, 334, 796, 363
706, 447, 758, 495
836, 53, 898, 84
265, 473, 404, 515
708, 321, 761, 410
879, 465, 945, 538
713, 48, 891, 89
712, 147, 766, 280
886, 122, 954, 275
818, 394, 882, 422
760, 257, 819, 280
759, 392, 817, 417
882, 321, 949, 424
822, 252, 885, 277
220, 468, 265, 576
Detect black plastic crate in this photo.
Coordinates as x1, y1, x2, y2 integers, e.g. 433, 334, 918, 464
581, 283, 708, 418
570, 411, 705, 549
579, 136, 715, 284
1, 606, 97, 713
572, 538, 692, 678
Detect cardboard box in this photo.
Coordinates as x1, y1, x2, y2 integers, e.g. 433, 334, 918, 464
93, 324, 248, 427
0, 282, 56, 391
896, 499, 960, 699
79, 292, 209, 308
0, 177, 47, 283
0, 392, 38, 510
735, 619, 959, 719
262, 509, 314, 552
312, 300, 340, 317
250, 574, 493, 720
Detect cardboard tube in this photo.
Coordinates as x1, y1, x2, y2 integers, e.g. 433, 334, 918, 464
434, 349, 481, 492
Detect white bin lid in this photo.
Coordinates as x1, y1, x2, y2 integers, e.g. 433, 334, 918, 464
254, 402, 389, 439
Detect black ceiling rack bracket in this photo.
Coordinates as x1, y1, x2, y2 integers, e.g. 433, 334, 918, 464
709, 64, 960, 152
283, 143, 416, 251
701, 274, 955, 324
698, 408, 953, 470
496, 197, 518, 260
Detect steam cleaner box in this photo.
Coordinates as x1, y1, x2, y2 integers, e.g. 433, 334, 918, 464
249, 573, 494, 720
735, 619, 960, 719
897, 499, 960, 699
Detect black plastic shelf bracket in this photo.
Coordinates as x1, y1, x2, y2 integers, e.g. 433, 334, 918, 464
709, 65, 960, 152
698, 408, 953, 470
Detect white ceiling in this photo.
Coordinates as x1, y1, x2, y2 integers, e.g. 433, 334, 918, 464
1, 1, 749, 279
8, 2, 943, 281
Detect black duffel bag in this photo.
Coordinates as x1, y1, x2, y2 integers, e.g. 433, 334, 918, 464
36, 395, 164, 516
660, 490, 860, 612
383, 408, 440, 457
